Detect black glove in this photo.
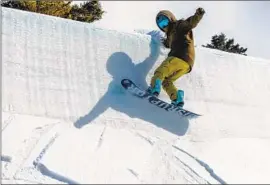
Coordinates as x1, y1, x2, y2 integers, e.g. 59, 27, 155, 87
196, 7, 205, 15
161, 37, 170, 48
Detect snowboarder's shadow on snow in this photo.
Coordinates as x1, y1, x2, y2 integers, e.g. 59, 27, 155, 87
74, 32, 189, 136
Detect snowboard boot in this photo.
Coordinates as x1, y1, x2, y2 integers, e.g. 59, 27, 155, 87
147, 79, 162, 97
171, 90, 185, 108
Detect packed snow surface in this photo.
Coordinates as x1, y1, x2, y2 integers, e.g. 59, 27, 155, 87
2, 8, 270, 184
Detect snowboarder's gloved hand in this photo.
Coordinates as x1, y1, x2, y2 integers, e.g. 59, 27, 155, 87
161, 37, 170, 48
196, 7, 205, 15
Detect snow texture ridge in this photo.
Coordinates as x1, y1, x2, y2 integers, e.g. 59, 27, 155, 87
2, 7, 270, 184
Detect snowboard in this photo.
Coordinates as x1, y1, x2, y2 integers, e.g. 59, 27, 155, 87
121, 78, 201, 119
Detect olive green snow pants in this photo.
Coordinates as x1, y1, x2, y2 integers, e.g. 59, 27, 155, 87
150, 56, 190, 101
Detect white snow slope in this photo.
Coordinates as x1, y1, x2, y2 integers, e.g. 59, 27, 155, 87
2, 8, 270, 184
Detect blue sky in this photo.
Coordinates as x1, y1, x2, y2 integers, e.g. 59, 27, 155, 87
76, 1, 270, 60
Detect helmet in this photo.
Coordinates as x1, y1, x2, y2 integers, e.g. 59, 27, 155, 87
156, 10, 177, 32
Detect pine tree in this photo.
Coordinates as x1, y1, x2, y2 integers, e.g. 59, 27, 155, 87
202, 33, 248, 56
1, 0, 105, 23
1, 1, 71, 17
69, 1, 105, 23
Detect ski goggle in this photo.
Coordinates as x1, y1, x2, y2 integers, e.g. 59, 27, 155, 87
156, 14, 170, 29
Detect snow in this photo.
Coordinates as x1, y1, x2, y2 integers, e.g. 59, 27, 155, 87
2, 7, 270, 184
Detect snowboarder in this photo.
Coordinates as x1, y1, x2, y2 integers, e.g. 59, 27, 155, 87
147, 8, 205, 107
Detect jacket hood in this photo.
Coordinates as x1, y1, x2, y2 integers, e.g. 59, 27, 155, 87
156, 10, 177, 32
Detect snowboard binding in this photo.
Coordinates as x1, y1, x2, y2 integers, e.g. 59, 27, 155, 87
171, 90, 185, 108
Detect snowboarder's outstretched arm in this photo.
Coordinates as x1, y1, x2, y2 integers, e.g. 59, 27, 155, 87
184, 7, 205, 30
